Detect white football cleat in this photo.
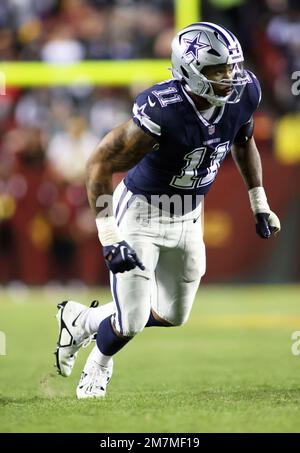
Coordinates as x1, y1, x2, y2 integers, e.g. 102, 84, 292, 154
76, 358, 113, 399
55, 300, 98, 377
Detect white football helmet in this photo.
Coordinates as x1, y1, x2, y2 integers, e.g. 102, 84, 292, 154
171, 22, 249, 106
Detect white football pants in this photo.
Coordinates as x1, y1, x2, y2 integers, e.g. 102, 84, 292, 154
110, 180, 206, 337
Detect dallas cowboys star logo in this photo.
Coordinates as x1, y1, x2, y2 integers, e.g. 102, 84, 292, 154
183, 32, 210, 60
133, 102, 150, 120
133, 103, 150, 118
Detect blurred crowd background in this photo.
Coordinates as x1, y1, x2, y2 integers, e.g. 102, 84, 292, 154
0, 0, 299, 286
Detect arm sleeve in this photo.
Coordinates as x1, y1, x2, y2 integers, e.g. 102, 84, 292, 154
233, 71, 261, 144
132, 90, 162, 140
244, 71, 262, 122
234, 117, 254, 144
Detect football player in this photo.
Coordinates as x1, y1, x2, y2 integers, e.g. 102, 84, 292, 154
55, 22, 281, 398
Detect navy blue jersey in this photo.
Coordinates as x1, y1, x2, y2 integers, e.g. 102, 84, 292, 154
125, 71, 261, 199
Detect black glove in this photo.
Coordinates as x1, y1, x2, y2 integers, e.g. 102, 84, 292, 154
103, 240, 145, 274
255, 212, 281, 239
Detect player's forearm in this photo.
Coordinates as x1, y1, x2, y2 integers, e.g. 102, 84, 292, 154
231, 137, 262, 189
232, 138, 281, 237
86, 160, 113, 216
86, 120, 156, 217
86, 158, 124, 245
85, 122, 133, 216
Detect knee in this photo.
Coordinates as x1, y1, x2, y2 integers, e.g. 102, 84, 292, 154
169, 316, 188, 327
122, 310, 149, 337
163, 310, 191, 327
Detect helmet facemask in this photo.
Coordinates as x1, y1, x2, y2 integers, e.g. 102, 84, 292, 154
188, 61, 249, 107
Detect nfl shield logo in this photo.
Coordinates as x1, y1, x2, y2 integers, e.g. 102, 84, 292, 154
208, 125, 215, 135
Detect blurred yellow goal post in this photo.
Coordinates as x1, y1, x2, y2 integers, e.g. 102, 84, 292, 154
0, 0, 200, 87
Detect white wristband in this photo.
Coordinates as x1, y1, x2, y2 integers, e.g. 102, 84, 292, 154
248, 187, 270, 214
95, 215, 123, 246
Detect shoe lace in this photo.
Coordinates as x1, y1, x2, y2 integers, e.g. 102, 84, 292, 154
89, 363, 109, 391
82, 335, 94, 349
81, 300, 99, 348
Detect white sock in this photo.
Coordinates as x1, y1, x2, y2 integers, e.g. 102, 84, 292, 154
80, 301, 115, 335
87, 344, 113, 368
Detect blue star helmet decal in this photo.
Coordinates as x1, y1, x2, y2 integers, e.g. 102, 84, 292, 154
183, 31, 210, 61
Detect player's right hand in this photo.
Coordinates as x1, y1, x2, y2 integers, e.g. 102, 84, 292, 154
103, 240, 145, 274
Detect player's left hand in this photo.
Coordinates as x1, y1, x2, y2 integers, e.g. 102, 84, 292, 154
255, 211, 281, 239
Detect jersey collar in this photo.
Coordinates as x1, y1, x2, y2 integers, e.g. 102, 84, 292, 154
180, 84, 225, 127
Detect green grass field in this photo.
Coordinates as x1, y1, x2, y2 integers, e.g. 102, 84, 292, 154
0, 285, 300, 433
